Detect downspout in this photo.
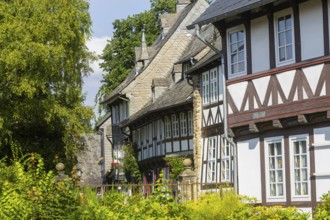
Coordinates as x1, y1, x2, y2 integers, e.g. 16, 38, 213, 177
195, 24, 238, 194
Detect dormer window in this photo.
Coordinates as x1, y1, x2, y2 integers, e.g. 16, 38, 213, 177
227, 25, 246, 79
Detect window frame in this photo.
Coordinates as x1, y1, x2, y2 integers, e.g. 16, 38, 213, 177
274, 8, 295, 67
207, 137, 217, 183
202, 71, 210, 105
171, 114, 179, 138
180, 112, 187, 137
164, 116, 171, 138
210, 67, 218, 103
289, 134, 310, 201
227, 25, 247, 79
264, 136, 286, 202
221, 138, 231, 182
188, 111, 193, 136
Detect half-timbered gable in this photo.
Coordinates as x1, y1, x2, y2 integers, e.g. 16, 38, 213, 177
189, 0, 330, 213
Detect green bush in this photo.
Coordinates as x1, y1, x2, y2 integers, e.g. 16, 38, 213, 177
315, 192, 330, 220
0, 154, 80, 219
251, 206, 310, 220
185, 191, 254, 220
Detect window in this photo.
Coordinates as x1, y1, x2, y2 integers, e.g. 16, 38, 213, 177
202, 68, 219, 105
180, 112, 187, 136
221, 138, 231, 182
227, 26, 246, 78
202, 71, 209, 105
266, 138, 285, 199
165, 116, 171, 138
188, 111, 193, 135
275, 10, 294, 66
210, 68, 218, 103
290, 135, 309, 199
207, 137, 217, 182
171, 114, 179, 137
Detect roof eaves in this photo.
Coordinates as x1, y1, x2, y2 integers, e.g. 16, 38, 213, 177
187, 0, 276, 29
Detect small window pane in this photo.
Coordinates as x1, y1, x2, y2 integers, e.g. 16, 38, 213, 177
285, 15, 292, 28
279, 32, 285, 46
279, 47, 286, 61
286, 45, 293, 60
238, 62, 245, 72
238, 31, 244, 41
278, 18, 285, 31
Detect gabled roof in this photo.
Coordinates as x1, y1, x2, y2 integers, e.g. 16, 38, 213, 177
101, 1, 198, 105
122, 79, 193, 127
95, 112, 111, 129
187, 0, 276, 29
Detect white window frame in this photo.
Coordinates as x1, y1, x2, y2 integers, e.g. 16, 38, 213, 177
265, 136, 286, 202
180, 112, 187, 137
210, 68, 218, 103
202, 71, 210, 105
227, 25, 247, 79
188, 111, 193, 135
289, 134, 310, 201
221, 138, 231, 182
274, 9, 295, 67
171, 114, 179, 137
164, 116, 171, 138
207, 137, 217, 183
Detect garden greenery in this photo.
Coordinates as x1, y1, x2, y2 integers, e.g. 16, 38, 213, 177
0, 154, 323, 219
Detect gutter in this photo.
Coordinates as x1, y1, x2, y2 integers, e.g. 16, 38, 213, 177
194, 24, 238, 194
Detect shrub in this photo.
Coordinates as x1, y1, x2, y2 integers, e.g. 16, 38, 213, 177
0, 154, 80, 219
185, 190, 255, 220
315, 192, 330, 220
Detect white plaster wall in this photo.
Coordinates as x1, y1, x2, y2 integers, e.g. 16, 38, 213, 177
181, 140, 188, 151
237, 138, 262, 202
300, 0, 324, 61
173, 141, 180, 152
166, 142, 172, 153
313, 126, 330, 201
251, 16, 270, 73
189, 139, 193, 150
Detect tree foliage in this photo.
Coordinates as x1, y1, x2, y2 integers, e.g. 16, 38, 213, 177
96, 0, 176, 107
0, 0, 94, 169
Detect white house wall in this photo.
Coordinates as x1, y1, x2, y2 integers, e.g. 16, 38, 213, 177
313, 126, 330, 202
300, 0, 324, 61
251, 16, 270, 73
237, 138, 262, 202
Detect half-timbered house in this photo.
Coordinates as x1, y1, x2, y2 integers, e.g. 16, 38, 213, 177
188, 0, 330, 213
100, 0, 209, 183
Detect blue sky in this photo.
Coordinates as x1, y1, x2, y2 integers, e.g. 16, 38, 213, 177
83, 0, 151, 117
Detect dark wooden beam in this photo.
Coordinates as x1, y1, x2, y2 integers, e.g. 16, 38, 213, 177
327, 110, 330, 120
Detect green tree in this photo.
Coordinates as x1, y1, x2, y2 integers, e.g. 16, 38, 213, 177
96, 0, 176, 108
0, 0, 94, 169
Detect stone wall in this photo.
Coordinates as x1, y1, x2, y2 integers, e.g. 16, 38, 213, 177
192, 73, 202, 185
76, 133, 102, 186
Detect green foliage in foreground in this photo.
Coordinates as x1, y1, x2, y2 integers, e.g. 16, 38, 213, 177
0, 154, 318, 219
315, 192, 330, 220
